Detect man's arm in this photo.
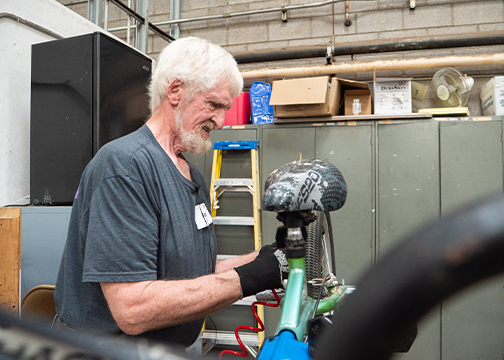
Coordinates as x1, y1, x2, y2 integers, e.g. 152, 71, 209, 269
214, 250, 259, 274
100, 269, 241, 336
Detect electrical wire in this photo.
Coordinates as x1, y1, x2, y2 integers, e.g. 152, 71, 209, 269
219, 290, 281, 358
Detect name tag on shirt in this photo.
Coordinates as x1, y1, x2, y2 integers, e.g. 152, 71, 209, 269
195, 203, 213, 230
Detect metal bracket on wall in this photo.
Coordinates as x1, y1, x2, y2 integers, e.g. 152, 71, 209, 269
281, 5, 288, 22
344, 1, 352, 26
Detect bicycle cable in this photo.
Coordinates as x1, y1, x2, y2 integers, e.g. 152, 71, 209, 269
218, 289, 281, 358
324, 210, 336, 276
312, 274, 332, 319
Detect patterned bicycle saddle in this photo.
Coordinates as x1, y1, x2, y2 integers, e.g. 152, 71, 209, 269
262, 159, 347, 213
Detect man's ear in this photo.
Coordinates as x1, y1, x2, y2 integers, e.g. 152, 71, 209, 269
166, 78, 184, 106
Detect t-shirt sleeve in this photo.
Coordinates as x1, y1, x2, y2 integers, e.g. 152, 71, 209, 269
82, 175, 159, 283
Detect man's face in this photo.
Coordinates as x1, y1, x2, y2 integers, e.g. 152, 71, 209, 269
176, 80, 234, 155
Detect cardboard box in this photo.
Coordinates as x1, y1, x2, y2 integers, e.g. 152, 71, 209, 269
269, 76, 369, 118
373, 78, 412, 115
480, 76, 504, 116
344, 89, 372, 115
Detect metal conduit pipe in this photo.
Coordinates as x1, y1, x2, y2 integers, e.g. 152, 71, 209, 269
153, 0, 351, 26
0, 13, 63, 39
108, 0, 366, 32
234, 30, 504, 64
240, 53, 504, 80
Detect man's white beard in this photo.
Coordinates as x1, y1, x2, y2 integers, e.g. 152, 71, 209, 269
176, 107, 213, 155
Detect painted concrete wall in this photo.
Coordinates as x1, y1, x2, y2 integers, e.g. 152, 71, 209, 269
0, 0, 125, 207
59, 0, 504, 67
58, 0, 504, 114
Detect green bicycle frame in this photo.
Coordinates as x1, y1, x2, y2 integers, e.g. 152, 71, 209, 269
275, 256, 346, 341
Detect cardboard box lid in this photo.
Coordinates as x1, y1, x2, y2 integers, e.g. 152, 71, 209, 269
270, 76, 329, 106
338, 78, 370, 91
345, 89, 371, 96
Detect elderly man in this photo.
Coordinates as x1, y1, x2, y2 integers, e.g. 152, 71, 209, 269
54, 37, 286, 346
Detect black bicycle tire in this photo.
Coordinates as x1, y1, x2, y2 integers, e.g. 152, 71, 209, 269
315, 195, 504, 360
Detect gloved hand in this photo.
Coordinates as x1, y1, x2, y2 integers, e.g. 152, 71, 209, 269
234, 244, 289, 298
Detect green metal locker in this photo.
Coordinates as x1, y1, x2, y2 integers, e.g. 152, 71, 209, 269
378, 121, 441, 360
315, 124, 374, 284
439, 120, 504, 360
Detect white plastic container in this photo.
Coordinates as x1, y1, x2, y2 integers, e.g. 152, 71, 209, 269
480, 76, 504, 116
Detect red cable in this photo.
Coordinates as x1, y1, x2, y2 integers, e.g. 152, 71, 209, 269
219, 289, 280, 358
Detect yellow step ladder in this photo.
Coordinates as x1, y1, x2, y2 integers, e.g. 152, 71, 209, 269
204, 140, 264, 353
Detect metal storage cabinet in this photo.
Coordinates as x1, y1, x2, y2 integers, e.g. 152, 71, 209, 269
439, 121, 504, 360
185, 118, 504, 354
377, 121, 441, 360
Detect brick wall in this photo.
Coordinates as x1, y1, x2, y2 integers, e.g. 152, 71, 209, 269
57, 0, 504, 114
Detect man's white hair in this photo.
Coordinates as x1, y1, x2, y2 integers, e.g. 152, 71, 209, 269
149, 37, 243, 113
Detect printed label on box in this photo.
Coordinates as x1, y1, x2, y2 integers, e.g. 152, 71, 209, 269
374, 79, 412, 114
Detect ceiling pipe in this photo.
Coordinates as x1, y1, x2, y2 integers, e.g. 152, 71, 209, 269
239, 53, 504, 80
233, 30, 504, 64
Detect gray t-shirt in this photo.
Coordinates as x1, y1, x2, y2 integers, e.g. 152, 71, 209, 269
54, 124, 217, 346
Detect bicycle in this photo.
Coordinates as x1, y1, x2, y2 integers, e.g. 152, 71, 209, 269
219, 159, 350, 359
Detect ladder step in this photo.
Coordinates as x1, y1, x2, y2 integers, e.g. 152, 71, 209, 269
202, 330, 259, 346
214, 140, 259, 150
213, 216, 255, 226
215, 178, 253, 187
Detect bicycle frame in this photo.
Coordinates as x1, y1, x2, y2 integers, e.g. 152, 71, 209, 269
258, 159, 348, 359
258, 250, 347, 360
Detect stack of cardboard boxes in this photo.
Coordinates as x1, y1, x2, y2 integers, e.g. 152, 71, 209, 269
267, 76, 413, 121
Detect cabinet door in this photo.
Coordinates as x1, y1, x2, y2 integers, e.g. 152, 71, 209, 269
260, 126, 316, 246
440, 120, 504, 360
315, 124, 373, 284
260, 126, 316, 338
21, 207, 71, 298
440, 121, 503, 214
378, 121, 440, 255
378, 121, 441, 360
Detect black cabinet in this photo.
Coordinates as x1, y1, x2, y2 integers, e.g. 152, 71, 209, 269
30, 32, 151, 205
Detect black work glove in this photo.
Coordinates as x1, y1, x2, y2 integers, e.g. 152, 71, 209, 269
234, 244, 289, 298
